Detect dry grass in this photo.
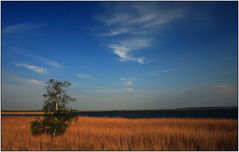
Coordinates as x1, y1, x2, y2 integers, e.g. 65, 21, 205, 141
1, 116, 237, 150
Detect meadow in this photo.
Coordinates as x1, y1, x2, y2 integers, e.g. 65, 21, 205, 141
1, 116, 237, 150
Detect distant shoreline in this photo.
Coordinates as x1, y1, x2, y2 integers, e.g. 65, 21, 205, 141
2, 107, 237, 119
2, 106, 237, 112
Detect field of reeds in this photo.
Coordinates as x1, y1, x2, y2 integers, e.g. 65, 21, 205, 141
1, 116, 238, 150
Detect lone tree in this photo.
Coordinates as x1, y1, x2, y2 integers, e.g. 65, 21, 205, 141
31, 79, 77, 137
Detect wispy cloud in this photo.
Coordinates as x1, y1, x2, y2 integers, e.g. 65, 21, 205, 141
3, 23, 45, 36
147, 71, 156, 76
99, 28, 129, 37
14, 63, 47, 74
75, 65, 89, 70
27, 79, 44, 85
125, 87, 134, 92
97, 3, 185, 64
77, 73, 93, 79
88, 79, 135, 93
28, 54, 63, 69
125, 80, 133, 87
86, 88, 124, 93
190, 84, 236, 95
16, 53, 64, 69
109, 38, 153, 64
85, 88, 162, 94
99, 3, 184, 36
121, 79, 134, 92
10, 75, 44, 85
86, 88, 134, 93
162, 68, 177, 73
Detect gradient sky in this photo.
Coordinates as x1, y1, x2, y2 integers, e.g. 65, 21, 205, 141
2, 2, 238, 110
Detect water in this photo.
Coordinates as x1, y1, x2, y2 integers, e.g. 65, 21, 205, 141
2, 108, 237, 119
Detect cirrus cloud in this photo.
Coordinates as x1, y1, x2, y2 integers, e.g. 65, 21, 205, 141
10, 75, 44, 85
14, 63, 47, 74
2, 23, 46, 37
77, 73, 93, 79
97, 3, 186, 64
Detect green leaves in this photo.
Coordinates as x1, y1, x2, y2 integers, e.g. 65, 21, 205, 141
31, 79, 77, 137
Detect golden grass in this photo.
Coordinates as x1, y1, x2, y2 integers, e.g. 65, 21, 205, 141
1, 116, 238, 150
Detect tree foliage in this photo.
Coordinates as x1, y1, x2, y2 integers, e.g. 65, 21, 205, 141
31, 79, 77, 137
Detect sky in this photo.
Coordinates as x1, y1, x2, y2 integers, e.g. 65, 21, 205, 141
2, 2, 238, 110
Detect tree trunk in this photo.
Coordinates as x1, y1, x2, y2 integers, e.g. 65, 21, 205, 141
55, 102, 58, 111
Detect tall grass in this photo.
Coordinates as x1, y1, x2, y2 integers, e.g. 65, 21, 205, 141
1, 116, 237, 150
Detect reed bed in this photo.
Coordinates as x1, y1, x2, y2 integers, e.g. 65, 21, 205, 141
1, 116, 237, 150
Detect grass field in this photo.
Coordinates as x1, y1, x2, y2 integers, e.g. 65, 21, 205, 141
1, 116, 238, 150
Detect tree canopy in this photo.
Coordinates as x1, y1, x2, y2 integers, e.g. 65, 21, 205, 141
31, 79, 77, 137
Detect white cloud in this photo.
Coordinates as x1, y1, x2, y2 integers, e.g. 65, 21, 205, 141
191, 84, 236, 95
76, 65, 89, 70
77, 73, 93, 79
28, 54, 63, 69
122, 79, 134, 92
125, 80, 133, 87
214, 85, 237, 95
10, 75, 44, 85
14, 63, 47, 74
99, 28, 129, 36
86, 88, 134, 93
161, 68, 177, 73
147, 71, 156, 76
97, 3, 185, 64
88, 79, 135, 93
99, 3, 185, 35
86, 88, 125, 93
26, 79, 44, 85
16, 53, 64, 69
40, 57, 62, 69
3, 23, 45, 36
109, 45, 129, 60
125, 87, 134, 92
109, 38, 153, 64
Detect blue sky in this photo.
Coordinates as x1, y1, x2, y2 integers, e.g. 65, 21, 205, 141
2, 2, 237, 110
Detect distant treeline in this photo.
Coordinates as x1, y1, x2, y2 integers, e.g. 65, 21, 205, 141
2, 106, 238, 112
2, 107, 238, 119
175, 106, 238, 110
